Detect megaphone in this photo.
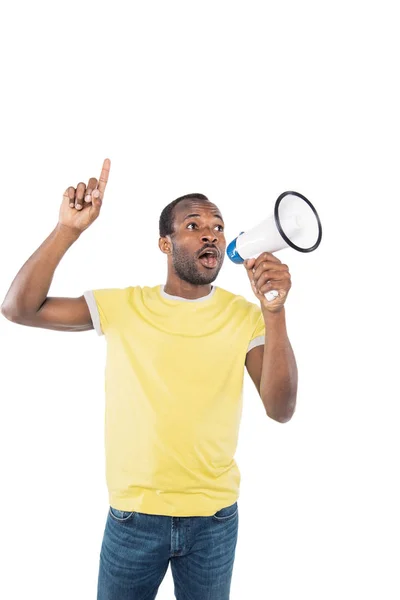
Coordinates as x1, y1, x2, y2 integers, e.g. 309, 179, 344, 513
226, 191, 322, 264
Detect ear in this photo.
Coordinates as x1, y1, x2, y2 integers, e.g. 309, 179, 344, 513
159, 236, 172, 255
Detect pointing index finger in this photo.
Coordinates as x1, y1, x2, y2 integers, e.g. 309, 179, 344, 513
97, 158, 111, 197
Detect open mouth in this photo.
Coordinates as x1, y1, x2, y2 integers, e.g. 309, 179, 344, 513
199, 254, 218, 268
198, 248, 219, 269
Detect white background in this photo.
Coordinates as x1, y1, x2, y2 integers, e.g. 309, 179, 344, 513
0, 1, 399, 598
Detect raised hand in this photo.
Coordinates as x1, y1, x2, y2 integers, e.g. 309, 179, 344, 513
58, 158, 111, 234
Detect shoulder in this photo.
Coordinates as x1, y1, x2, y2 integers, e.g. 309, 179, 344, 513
216, 286, 261, 320
217, 286, 259, 309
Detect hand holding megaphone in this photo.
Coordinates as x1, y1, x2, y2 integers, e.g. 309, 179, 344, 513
243, 252, 291, 313
227, 191, 322, 308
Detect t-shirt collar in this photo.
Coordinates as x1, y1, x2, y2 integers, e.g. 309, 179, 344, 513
160, 285, 216, 302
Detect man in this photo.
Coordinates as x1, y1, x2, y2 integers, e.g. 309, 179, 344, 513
1, 158, 298, 600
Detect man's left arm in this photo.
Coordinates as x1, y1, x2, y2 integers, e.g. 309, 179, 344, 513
244, 252, 298, 423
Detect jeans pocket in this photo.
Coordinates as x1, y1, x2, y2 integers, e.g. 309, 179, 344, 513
109, 506, 136, 522
212, 501, 238, 521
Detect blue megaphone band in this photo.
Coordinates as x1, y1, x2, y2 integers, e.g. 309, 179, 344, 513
226, 232, 245, 264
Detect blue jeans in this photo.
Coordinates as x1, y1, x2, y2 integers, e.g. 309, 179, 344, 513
97, 501, 239, 599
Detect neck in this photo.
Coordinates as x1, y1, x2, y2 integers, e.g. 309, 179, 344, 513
163, 279, 213, 300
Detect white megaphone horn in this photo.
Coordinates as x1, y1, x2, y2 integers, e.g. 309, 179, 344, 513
226, 191, 322, 265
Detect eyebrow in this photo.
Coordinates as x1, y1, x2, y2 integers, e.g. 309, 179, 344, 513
183, 213, 224, 222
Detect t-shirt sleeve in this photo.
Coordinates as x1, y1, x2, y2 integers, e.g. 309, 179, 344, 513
246, 307, 266, 354
83, 288, 122, 336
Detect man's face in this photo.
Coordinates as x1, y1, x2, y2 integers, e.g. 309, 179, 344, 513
167, 200, 226, 285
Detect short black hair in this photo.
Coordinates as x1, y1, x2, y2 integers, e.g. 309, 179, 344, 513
159, 193, 209, 238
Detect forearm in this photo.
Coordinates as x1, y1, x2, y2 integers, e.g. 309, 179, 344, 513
1, 224, 80, 317
260, 307, 298, 422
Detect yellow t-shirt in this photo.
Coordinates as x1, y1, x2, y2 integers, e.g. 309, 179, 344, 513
84, 284, 265, 517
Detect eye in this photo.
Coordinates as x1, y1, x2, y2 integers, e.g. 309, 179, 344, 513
187, 223, 224, 231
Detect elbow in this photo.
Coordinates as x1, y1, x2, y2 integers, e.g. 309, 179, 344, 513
265, 396, 297, 424
268, 411, 294, 424
1, 303, 25, 323
1, 303, 15, 321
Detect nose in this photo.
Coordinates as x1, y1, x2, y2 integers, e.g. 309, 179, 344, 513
201, 234, 218, 246
201, 230, 218, 244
